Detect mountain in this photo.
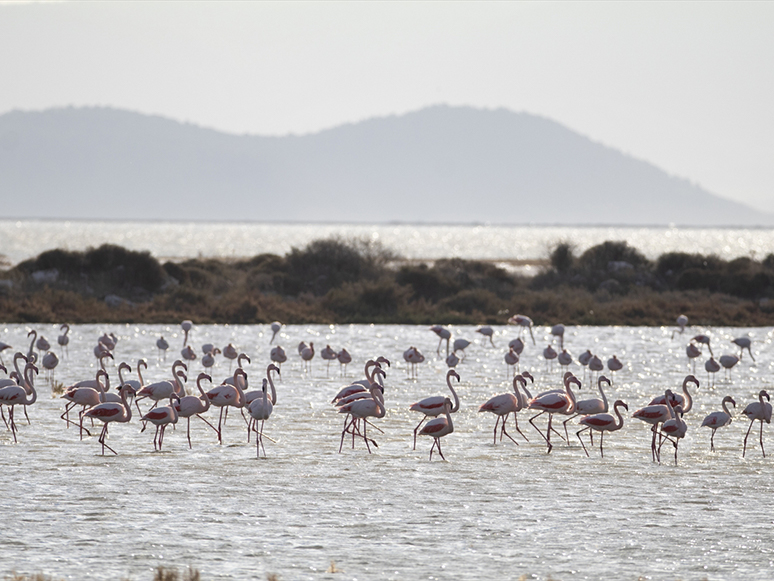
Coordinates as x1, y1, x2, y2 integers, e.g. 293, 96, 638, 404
1, 105, 770, 225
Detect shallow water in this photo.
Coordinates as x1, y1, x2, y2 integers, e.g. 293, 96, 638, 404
2, 220, 774, 267
3, 323, 774, 580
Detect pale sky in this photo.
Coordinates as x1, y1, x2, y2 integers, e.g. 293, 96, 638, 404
2, 1, 774, 212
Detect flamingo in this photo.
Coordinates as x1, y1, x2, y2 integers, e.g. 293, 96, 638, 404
742, 390, 772, 458
452, 339, 471, 360
557, 349, 572, 370
576, 400, 628, 458
0, 363, 38, 443
633, 389, 676, 462
57, 324, 70, 356
718, 355, 739, 379
606, 355, 623, 379
477, 326, 495, 347
337, 348, 352, 375
181, 345, 197, 366
409, 369, 460, 449
403, 346, 423, 379
588, 355, 604, 382
35, 334, 50, 357
331, 359, 386, 404
269, 321, 282, 343
142, 392, 181, 451
686, 343, 701, 372
658, 399, 687, 465
418, 398, 454, 461
25, 330, 38, 364
731, 337, 755, 361
478, 374, 530, 445
205, 368, 247, 444
156, 336, 169, 358
445, 352, 459, 368
0, 341, 12, 366
508, 337, 525, 355
528, 373, 579, 453
82, 384, 136, 455
98, 332, 118, 352
270, 345, 288, 369
562, 375, 610, 441
671, 314, 688, 339
61, 369, 111, 438
181, 320, 193, 346
245, 364, 280, 439
136, 361, 187, 410
174, 373, 217, 448
648, 375, 698, 413
504, 348, 519, 377
543, 345, 558, 371
300, 342, 315, 373
551, 324, 565, 348
705, 357, 720, 387
578, 350, 593, 379
692, 334, 713, 356
508, 314, 535, 345
248, 370, 278, 458
223, 343, 238, 370
321, 345, 338, 376
116, 361, 145, 414
430, 325, 451, 356
338, 378, 386, 454
701, 396, 736, 452
202, 347, 221, 374
41, 351, 59, 384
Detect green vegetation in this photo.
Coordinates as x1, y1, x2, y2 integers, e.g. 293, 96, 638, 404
1, 238, 773, 326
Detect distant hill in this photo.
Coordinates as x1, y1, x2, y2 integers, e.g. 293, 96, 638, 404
1, 105, 771, 225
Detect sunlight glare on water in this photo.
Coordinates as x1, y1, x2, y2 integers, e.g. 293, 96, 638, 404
2, 220, 774, 265
3, 323, 774, 579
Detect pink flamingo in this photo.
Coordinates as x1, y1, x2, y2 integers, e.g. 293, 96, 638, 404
331, 359, 385, 403
61, 369, 110, 438
633, 389, 676, 462
478, 374, 530, 445
658, 398, 687, 465
671, 314, 688, 339
338, 376, 386, 454
321, 345, 338, 376
270, 345, 288, 369
563, 375, 610, 442
82, 384, 137, 455
248, 371, 277, 458
245, 364, 280, 440
692, 334, 713, 356
142, 392, 181, 451
337, 348, 352, 375
504, 348, 519, 377
508, 314, 535, 345
731, 336, 754, 361
269, 321, 282, 344
174, 373, 216, 448
528, 373, 579, 453
701, 396, 736, 452
0, 363, 38, 443
543, 345, 558, 371
409, 369, 460, 449
419, 398, 455, 460
576, 400, 628, 457
648, 375, 698, 413
430, 325, 452, 356
477, 326, 495, 347
205, 368, 247, 444
742, 390, 772, 458
300, 342, 315, 373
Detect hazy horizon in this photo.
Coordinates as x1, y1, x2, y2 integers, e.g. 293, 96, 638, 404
2, 2, 773, 214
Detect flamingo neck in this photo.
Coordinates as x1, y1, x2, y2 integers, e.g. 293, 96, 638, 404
681, 380, 694, 413
23, 366, 37, 406
614, 403, 625, 429
447, 374, 460, 412
370, 385, 385, 418
267, 368, 278, 405
598, 379, 609, 413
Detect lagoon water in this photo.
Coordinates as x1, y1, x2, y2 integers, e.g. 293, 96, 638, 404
2, 220, 774, 267
3, 322, 774, 580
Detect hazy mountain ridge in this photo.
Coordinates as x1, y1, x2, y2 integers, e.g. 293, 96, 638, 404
1, 105, 770, 225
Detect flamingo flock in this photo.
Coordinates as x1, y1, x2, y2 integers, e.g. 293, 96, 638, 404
0, 319, 769, 466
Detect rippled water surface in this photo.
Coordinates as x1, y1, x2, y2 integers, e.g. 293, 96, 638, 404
3, 323, 774, 580
2, 220, 774, 265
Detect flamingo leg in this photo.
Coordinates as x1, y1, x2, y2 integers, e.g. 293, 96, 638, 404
436, 438, 445, 461
363, 419, 384, 434
186, 417, 192, 449
599, 431, 605, 458
512, 416, 529, 442
546, 415, 555, 454
362, 419, 372, 454
140, 400, 159, 433
563, 414, 579, 445
217, 407, 225, 444
710, 429, 716, 452
258, 420, 267, 458
77, 408, 93, 439
429, 438, 436, 460
413, 415, 428, 450
576, 427, 590, 457
339, 417, 356, 453
0, 406, 8, 430
492, 415, 501, 445
9, 406, 18, 443
743, 419, 755, 458
23, 405, 30, 425
529, 411, 551, 450
499, 415, 519, 445
98, 423, 117, 455
61, 402, 80, 429
760, 420, 766, 458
